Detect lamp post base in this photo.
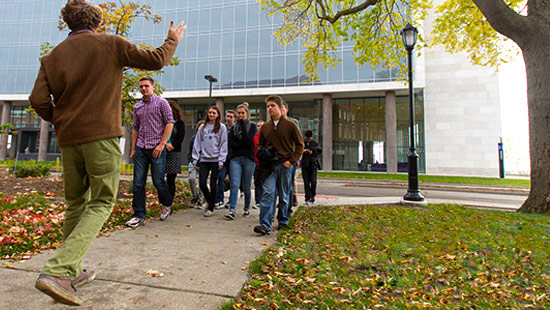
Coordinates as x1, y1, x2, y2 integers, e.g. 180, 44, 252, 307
403, 190, 425, 202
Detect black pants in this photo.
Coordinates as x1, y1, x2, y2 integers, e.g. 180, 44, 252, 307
166, 173, 177, 199
199, 162, 219, 211
302, 167, 318, 201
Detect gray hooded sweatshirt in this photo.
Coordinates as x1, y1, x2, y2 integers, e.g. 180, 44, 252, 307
191, 122, 228, 166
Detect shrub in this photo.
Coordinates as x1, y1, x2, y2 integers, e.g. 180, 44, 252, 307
8, 160, 51, 178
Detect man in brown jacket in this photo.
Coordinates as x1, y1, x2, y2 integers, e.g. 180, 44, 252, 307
29, 0, 186, 305
254, 95, 304, 235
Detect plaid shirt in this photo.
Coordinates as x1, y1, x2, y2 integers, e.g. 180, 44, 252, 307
132, 95, 174, 149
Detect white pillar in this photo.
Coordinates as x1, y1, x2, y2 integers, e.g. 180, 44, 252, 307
37, 119, 50, 161
0, 102, 12, 160
322, 94, 333, 171
215, 98, 225, 122
385, 91, 398, 173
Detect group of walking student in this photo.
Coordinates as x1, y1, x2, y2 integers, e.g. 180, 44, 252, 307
123, 91, 322, 237
186, 95, 321, 236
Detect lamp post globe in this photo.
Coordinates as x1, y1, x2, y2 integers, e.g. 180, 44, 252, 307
400, 24, 424, 202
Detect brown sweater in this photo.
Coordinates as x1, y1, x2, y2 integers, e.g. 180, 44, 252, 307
29, 31, 179, 147
258, 117, 304, 164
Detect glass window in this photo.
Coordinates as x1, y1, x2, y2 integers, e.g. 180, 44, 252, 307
375, 66, 390, 82
184, 61, 197, 89
196, 61, 208, 89
329, 61, 343, 84
247, 29, 259, 55
358, 63, 373, 82
285, 54, 299, 86
235, 4, 247, 28
187, 10, 199, 35
343, 50, 358, 82
2, 23, 13, 43
350, 98, 365, 122
14, 3, 24, 22
209, 33, 221, 57
272, 56, 284, 86
186, 35, 198, 59
33, 2, 44, 20
222, 5, 235, 29
4, 2, 14, 21
248, 3, 259, 28
258, 56, 271, 87
11, 24, 22, 44
0, 47, 9, 67
260, 12, 272, 26
222, 32, 233, 56
211, 8, 222, 30
233, 58, 245, 88
234, 31, 246, 56
18, 46, 32, 68
155, 0, 166, 12
245, 57, 258, 88
199, 8, 211, 32
259, 29, 272, 53
208, 59, 221, 88
197, 35, 209, 58
220, 59, 232, 89
43, 2, 55, 19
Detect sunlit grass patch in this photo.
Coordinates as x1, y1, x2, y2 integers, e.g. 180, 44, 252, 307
235, 204, 550, 309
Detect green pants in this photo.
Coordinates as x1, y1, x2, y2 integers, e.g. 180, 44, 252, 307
42, 137, 121, 279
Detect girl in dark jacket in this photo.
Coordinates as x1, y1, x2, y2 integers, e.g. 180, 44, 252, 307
165, 100, 185, 199
225, 102, 257, 220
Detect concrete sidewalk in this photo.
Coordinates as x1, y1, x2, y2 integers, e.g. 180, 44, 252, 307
0, 189, 523, 309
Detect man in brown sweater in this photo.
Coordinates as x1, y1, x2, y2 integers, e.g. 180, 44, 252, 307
254, 95, 304, 235
29, 0, 186, 305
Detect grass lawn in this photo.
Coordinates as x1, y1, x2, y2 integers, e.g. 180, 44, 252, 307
233, 204, 550, 309
318, 172, 531, 188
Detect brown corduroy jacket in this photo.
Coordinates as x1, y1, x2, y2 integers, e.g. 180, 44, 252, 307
29, 31, 179, 147
258, 117, 304, 165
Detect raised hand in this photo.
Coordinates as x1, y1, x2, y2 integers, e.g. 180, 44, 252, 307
168, 21, 187, 43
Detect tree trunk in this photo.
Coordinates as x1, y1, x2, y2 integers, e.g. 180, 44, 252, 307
472, 0, 550, 213
517, 40, 550, 213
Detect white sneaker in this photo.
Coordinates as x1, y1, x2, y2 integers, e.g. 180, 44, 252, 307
214, 201, 224, 210
159, 205, 171, 221
125, 217, 144, 228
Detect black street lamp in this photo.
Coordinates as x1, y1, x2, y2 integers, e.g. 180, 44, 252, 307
400, 24, 425, 202
204, 75, 218, 106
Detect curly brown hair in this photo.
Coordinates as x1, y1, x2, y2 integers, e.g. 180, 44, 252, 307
168, 100, 183, 121
61, 0, 103, 31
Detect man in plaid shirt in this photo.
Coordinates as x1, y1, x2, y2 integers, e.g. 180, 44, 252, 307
126, 77, 175, 227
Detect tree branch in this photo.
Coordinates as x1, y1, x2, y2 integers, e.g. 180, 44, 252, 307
315, 0, 378, 24
472, 0, 530, 44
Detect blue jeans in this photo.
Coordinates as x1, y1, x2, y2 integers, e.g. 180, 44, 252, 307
259, 163, 292, 232
131, 147, 173, 219
229, 157, 255, 212
216, 165, 227, 203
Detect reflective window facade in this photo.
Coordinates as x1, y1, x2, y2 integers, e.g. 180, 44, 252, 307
0, 0, 400, 94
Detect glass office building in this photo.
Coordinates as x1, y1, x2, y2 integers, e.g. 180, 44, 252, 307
0, 0, 425, 172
